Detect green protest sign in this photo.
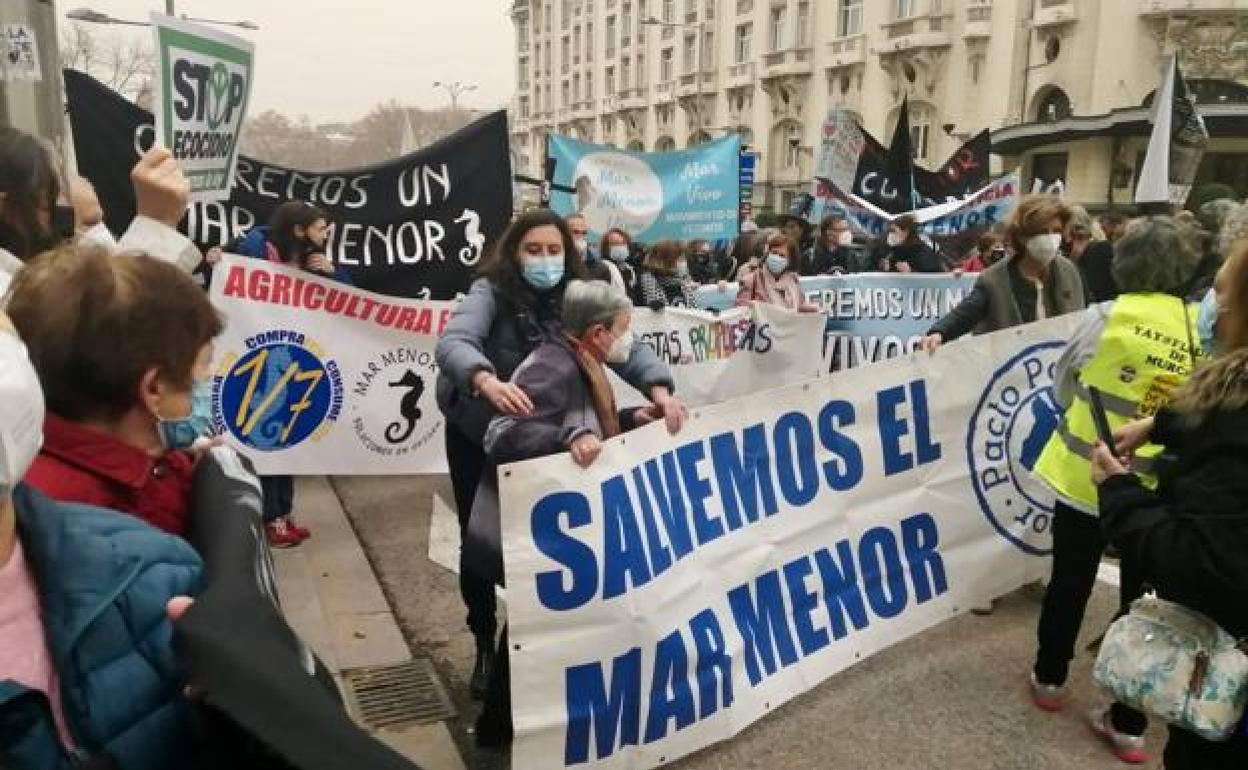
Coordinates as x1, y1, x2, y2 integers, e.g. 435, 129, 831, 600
151, 14, 255, 202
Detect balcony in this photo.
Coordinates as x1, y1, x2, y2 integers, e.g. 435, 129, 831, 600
557, 106, 571, 120
727, 61, 755, 88
964, 3, 992, 39
826, 34, 866, 69
655, 79, 676, 101
878, 14, 952, 53
662, 26, 675, 40
512, 115, 531, 133
686, 10, 697, 23
618, 87, 649, 109
1033, 1, 1076, 28
736, 0, 753, 14
1139, 0, 1246, 14
572, 99, 596, 119
762, 47, 814, 78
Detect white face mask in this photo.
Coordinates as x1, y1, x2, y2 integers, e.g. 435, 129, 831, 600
886, 231, 903, 247
1026, 233, 1062, 266
79, 222, 118, 252
606, 328, 633, 364
0, 331, 45, 498
574, 238, 589, 256
837, 230, 853, 247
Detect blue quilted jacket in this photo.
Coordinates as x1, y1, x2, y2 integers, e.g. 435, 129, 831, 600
0, 483, 203, 770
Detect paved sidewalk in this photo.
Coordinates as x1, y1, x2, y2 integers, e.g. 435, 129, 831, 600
271, 476, 466, 770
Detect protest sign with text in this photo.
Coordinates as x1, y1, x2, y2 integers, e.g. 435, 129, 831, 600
547, 134, 741, 243
500, 314, 1079, 769
208, 256, 452, 474
150, 15, 255, 201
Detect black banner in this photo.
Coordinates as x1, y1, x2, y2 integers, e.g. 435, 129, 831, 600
64, 69, 511, 300
853, 120, 991, 215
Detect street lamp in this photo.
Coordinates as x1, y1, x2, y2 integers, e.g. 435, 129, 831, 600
641, 15, 707, 145
433, 81, 478, 112
66, 7, 259, 29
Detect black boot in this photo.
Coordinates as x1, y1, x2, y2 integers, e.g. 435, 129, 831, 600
470, 633, 495, 701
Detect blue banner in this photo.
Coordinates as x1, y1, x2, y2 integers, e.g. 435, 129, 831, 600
696, 273, 977, 368
547, 134, 741, 242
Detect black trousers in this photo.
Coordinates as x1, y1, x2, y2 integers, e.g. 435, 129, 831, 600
1163, 726, 1248, 769
445, 421, 498, 640
1034, 499, 1147, 735
260, 475, 294, 524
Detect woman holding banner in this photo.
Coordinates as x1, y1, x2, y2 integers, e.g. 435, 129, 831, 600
921, 195, 1084, 353
1089, 239, 1248, 769
638, 240, 700, 309
1030, 217, 1204, 765
435, 209, 684, 700
736, 233, 820, 313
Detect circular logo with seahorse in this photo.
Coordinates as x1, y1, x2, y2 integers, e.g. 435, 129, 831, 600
349, 347, 442, 458
214, 330, 344, 451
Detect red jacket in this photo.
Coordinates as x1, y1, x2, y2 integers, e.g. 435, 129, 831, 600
24, 412, 194, 536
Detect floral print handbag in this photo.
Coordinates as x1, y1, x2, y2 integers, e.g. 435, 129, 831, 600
1094, 594, 1248, 741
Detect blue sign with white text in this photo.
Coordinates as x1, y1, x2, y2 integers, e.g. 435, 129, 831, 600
548, 134, 741, 243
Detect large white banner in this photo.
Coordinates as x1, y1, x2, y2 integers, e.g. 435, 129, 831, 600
614, 304, 830, 409
500, 314, 1080, 769
208, 256, 451, 474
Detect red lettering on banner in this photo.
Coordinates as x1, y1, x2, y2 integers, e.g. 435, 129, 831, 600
304, 283, 326, 310
395, 307, 419, 331
359, 298, 378, 322
247, 269, 271, 301
272, 273, 293, 306
413, 309, 433, 335
437, 309, 451, 335
343, 295, 361, 319
325, 288, 347, 313
222, 265, 246, 297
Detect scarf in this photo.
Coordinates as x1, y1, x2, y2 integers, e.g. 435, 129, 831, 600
565, 334, 621, 439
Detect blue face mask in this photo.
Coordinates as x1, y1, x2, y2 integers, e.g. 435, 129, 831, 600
158, 379, 215, 450
1197, 288, 1222, 356
766, 252, 789, 276
522, 255, 565, 290
609, 245, 630, 262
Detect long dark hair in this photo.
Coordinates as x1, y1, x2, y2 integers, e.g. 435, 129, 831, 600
892, 214, 922, 247
599, 227, 633, 261
0, 127, 61, 259
268, 200, 327, 266
478, 208, 585, 301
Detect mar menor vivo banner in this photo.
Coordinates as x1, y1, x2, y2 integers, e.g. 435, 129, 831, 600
149, 14, 255, 202
64, 69, 511, 300
499, 314, 1079, 769
547, 133, 741, 243
611, 303, 830, 411
207, 255, 452, 475
696, 274, 977, 369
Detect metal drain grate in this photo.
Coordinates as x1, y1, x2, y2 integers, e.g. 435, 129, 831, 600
340, 658, 457, 730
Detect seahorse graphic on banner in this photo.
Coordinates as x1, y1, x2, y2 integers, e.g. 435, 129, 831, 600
455, 209, 485, 266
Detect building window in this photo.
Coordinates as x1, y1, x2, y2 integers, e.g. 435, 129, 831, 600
638, 0, 648, 40
839, 0, 864, 35
606, 16, 616, 57
637, 54, 646, 85
562, 82, 570, 106
586, 71, 594, 98
1031, 152, 1069, 192
562, 0, 571, 27
573, 26, 581, 60
785, 127, 801, 168
909, 104, 932, 161
544, 42, 552, 74
684, 35, 697, 73
769, 6, 786, 52
545, 2, 552, 32
735, 23, 752, 63
661, 48, 673, 80
587, 22, 594, 60
562, 38, 571, 73
573, 74, 581, 101
703, 30, 714, 67
796, 2, 810, 46
621, 58, 631, 90
663, 0, 675, 22
519, 26, 530, 49
606, 66, 615, 96
895, 0, 914, 20
622, 3, 632, 45
1036, 87, 1073, 122
520, 96, 530, 118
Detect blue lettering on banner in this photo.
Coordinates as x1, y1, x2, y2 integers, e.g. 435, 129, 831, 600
530, 386, 945, 612
559, 513, 949, 764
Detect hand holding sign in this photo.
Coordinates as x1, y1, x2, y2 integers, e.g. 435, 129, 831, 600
132, 147, 191, 228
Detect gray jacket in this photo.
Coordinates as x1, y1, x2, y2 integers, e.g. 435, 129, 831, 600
929, 255, 1086, 341
436, 277, 673, 442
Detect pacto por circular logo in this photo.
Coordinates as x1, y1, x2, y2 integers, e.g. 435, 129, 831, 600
965, 341, 1064, 556
216, 332, 344, 451
206, 62, 233, 130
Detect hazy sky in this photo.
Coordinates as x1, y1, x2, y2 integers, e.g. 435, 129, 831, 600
69, 1, 515, 122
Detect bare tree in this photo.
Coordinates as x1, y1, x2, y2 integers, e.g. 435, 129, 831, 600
61, 23, 155, 100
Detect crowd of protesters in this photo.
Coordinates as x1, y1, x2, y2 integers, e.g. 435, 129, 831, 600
3, 112, 1248, 769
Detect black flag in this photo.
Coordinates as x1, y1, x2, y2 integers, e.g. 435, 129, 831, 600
64, 69, 512, 300
883, 98, 918, 215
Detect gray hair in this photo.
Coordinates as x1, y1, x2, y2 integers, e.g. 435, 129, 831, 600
1111, 216, 1199, 294
562, 279, 632, 336
1218, 202, 1248, 258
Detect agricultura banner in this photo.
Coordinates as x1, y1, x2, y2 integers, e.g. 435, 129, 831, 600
499, 314, 1080, 769
64, 69, 512, 301
547, 134, 741, 243
150, 14, 255, 202
207, 256, 452, 475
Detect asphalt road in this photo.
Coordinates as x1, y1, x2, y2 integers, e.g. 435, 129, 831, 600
332, 474, 1167, 770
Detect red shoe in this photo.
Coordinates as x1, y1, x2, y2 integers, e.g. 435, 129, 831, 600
266, 521, 302, 549
284, 516, 311, 541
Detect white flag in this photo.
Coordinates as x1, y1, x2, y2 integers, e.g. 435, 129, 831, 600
1135, 55, 1208, 206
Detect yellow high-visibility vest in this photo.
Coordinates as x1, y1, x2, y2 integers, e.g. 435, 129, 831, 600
1034, 293, 1202, 511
